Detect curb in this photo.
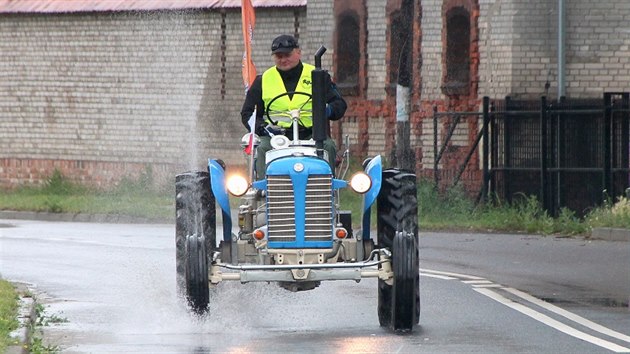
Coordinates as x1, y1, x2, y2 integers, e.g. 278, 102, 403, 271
590, 227, 630, 242
0, 210, 170, 224
6, 284, 35, 354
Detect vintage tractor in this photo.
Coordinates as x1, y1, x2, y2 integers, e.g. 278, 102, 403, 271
175, 47, 419, 332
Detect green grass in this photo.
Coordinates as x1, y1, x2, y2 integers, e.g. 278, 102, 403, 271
416, 178, 628, 235
2, 169, 628, 234
0, 169, 173, 222
0, 280, 19, 353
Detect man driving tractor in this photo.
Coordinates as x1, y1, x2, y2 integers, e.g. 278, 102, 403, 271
240, 34, 347, 178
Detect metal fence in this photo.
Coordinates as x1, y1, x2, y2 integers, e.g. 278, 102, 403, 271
433, 93, 630, 217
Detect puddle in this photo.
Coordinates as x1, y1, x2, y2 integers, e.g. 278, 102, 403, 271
541, 296, 629, 308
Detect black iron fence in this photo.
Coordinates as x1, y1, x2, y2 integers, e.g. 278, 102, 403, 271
433, 93, 630, 216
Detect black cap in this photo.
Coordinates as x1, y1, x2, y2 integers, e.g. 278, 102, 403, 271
271, 34, 299, 54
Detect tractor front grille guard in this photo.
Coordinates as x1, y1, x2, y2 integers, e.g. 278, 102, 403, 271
267, 174, 333, 243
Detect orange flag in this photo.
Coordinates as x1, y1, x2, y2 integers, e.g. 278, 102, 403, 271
241, 0, 257, 92
241, 0, 257, 155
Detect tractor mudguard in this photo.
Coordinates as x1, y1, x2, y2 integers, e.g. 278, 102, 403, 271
208, 159, 232, 242
361, 155, 382, 240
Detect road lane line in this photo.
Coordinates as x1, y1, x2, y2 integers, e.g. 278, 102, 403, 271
474, 288, 630, 353
462, 280, 493, 284
471, 283, 503, 288
503, 287, 630, 344
420, 268, 485, 280
420, 272, 456, 280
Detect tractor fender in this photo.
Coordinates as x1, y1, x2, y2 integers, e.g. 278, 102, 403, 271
363, 155, 383, 211
361, 155, 382, 241
208, 159, 232, 242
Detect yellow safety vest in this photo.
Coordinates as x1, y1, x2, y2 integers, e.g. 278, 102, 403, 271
262, 63, 314, 128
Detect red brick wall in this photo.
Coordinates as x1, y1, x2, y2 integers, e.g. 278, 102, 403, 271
336, 0, 483, 196
331, 96, 396, 159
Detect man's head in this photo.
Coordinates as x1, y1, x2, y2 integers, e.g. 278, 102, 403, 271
271, 34, 301, 71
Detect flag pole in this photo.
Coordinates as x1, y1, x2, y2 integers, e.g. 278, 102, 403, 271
241, 0, 257, 183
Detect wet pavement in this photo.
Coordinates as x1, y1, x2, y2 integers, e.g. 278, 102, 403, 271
1, 219, 629, 353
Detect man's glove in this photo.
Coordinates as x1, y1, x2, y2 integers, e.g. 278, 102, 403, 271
265, 124, 285, 136
255, 125, 267, 136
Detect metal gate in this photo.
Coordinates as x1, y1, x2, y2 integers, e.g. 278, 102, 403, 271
433, 93, 630, 216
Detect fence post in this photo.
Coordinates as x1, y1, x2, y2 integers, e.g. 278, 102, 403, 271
603, 93, 612, 199
622, 93, 630, 198
482, 97, 490, 203
540, 96, 549, 214
504, 96, 512, 203
433, 106, 439, 189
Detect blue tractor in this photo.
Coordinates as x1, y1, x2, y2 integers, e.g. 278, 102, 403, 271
175, 47, 419, 332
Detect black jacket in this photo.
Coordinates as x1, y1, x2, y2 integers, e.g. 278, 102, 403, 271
240, 61, 347, 139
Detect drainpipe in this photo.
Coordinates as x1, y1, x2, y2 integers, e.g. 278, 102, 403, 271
557, 0, 566, 100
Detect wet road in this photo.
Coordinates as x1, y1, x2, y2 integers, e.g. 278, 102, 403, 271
1, 219, 629, 353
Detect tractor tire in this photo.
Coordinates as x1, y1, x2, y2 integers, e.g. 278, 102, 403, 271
175, 171, 216, 314
376, 169, 419, 331
185, 234, 209, 314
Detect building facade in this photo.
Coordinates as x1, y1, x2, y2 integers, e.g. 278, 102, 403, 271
1, 0, 628, 191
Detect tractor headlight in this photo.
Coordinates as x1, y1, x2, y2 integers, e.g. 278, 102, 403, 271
226, 175, 249, 196
349, 172, 372, 194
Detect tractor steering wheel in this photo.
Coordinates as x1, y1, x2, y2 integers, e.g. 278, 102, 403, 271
264, 91, 313, 126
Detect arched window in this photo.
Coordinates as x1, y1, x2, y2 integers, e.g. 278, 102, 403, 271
442, 6, 471, 95
336, 13, 360, 96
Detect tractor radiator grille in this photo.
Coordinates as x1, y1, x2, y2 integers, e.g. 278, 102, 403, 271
267, 174, 333, 243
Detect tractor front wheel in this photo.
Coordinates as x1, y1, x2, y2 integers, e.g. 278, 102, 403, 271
376, 169, 419, 332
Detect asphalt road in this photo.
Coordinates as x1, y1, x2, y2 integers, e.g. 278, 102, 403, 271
1, 220, 629, 353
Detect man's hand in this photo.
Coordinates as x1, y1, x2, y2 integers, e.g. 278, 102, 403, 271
265, 124, 285, 136
326, 104, 332, 118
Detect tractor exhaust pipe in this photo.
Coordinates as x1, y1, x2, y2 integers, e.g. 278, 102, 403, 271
312, 46, 327, 159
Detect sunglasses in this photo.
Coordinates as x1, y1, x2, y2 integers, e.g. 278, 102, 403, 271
272, 39, 297, 51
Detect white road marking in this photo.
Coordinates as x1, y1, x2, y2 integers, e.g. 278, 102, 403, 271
420, 272, 456, 280
471, 283, 503, 288
419, 268, 485, 280
474, 287, 630, 353
503, 287, 630, 344
462, 279, 493, 284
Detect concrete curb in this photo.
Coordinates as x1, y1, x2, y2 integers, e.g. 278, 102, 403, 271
0, 210, 170, 224
6, 285, 35, 354
590, 227, 630, 242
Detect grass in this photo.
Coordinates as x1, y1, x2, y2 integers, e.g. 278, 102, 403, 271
1, 169, 629, 234
416, 178, 629, 235
0, 169, 173, 222
0, 280, 19, 353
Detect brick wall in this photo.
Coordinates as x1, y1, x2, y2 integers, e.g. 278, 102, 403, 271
564, 0, 630, 96
366, 0, 388, 101
0, 8, 306, 188
2, 1, 628, 192
476, 0, 630, 99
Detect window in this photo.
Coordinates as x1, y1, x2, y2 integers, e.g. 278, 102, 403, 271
336, 13, 361, 96
442, 6, 471, 95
